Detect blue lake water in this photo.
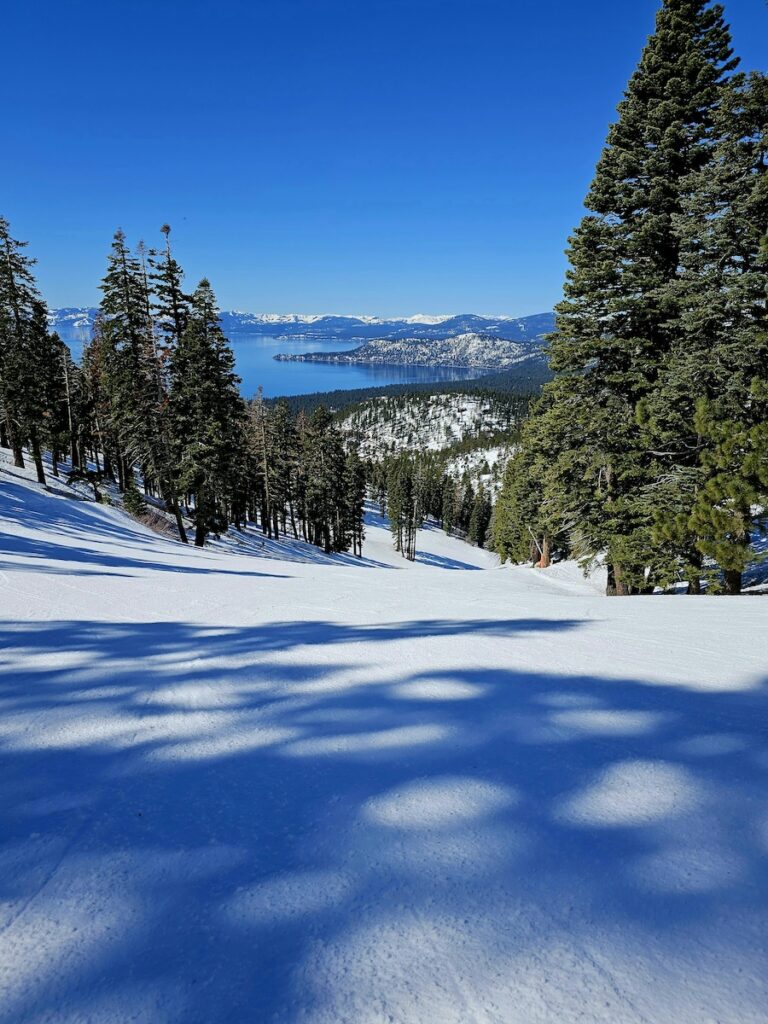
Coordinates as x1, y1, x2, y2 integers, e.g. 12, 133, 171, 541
59, 330, 483, 398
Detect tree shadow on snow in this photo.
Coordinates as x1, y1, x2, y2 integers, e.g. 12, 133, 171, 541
0, 615, 767, 1022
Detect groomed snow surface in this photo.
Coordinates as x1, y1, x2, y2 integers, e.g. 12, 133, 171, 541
1, 456, 767, 1024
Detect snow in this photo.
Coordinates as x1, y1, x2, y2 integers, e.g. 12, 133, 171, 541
1, 454, 768, 1023
341, 395, 515, 457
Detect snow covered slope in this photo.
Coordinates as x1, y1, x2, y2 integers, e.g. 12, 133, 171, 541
1, 459, 767, 1024
340, 393, 517, 457
275, 332, 541, 370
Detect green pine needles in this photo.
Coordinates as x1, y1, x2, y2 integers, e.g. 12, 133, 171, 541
494, 0, 767, 595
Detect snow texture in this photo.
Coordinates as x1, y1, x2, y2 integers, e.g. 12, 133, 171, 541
1, 454, 767, 1023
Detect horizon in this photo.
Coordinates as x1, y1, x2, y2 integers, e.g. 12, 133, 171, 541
5, 0, 766, 315
48, 306, 553, 320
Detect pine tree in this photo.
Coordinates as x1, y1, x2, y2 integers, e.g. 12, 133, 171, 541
508, 0, 738, 594
150, 225, 190, 349
300, 406, 349, 553
386, 455, 423, 560
99, 230, 164, 489
468, 484, 492, 549
344, 446, 367, 557
441, 475, 455, 535
168, 279, 245, 546
0, 217, 68, 483
646, 71, 768, 593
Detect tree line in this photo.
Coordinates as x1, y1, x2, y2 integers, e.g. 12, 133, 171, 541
493, 0, 767, 595
0, 221, 365, 554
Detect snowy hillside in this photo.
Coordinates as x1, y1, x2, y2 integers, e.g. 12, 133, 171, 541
276, 332, 543, 370
341, 392, 518, 457
2, 454, 768, 1023
444, 443, 516, 493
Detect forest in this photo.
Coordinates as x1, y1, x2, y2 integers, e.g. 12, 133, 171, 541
0, 223, 366, 554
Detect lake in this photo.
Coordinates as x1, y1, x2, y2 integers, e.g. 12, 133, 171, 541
57, 329, 483, 398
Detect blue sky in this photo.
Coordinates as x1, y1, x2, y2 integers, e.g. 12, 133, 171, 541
4, 0, 766, 316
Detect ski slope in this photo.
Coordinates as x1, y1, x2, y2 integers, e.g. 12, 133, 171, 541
1, 458, 767, 1024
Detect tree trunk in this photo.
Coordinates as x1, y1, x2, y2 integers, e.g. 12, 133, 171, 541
724, 569, 742, 596
0, 419, 8, 448
606, 563, 631, 596
288, 498, 299, 540
172, 502, 189, 544
6, 413, 24, 468
536, 535, 551, 569
30, 431, 46, 484
195, 522, 207, 547
687, 554, 703, 595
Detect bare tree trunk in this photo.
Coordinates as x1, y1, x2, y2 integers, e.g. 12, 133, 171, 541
724, 569, 742, 596
172, 500, 189, 544
536, 535, 551, 569
62, 350, 78, 468
606, 563, 630, 597
30, 430, 46, 484
6, 413, 24, 468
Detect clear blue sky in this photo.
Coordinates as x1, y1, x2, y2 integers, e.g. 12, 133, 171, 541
4, 0, 766, 316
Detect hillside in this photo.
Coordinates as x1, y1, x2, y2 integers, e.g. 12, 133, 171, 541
339, 391, 519, 493
1, 454, 767, 1023
340, 392, 519, 456
275, 332, 545, 370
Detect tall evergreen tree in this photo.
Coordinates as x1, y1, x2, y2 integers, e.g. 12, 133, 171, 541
168, 279, 245, 546
0, 217, 69, 483
468, 483, 492, 549
501, 0, 739, 594
646, 71, 768, 593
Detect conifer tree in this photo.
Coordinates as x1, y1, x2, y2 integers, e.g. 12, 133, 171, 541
300, 406, 349, 553
150, 225, 190, 349
99, 230, 164, 489
646, 71, 768, 593
499, 0, 739, 594
168, 279, 245, 546
468, 484, 492, 549
0, 216, 68, 483
386, 455, 423, 560
344, 447, 367, 557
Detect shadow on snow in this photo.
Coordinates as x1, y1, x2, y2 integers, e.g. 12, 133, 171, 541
0, 616, 766, 1021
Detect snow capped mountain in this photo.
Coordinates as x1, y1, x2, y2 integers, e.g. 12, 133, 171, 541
47, 307, 96, 331
48, 308, 555, 343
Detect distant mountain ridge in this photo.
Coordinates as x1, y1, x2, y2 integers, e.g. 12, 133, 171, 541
275, 332, 544, 371
48, 308, 555, 343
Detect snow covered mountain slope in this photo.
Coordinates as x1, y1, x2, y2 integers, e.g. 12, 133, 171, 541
275, 332, 541, 370
340, 392, 518, 457
1, 459, 767, 1024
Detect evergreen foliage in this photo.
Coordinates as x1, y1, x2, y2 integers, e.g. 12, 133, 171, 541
493, 0, 767, 595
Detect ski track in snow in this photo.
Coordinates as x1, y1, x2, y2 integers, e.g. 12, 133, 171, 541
1, 456, 768, 1023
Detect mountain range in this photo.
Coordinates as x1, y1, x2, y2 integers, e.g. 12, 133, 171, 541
48, 308, 555, 344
